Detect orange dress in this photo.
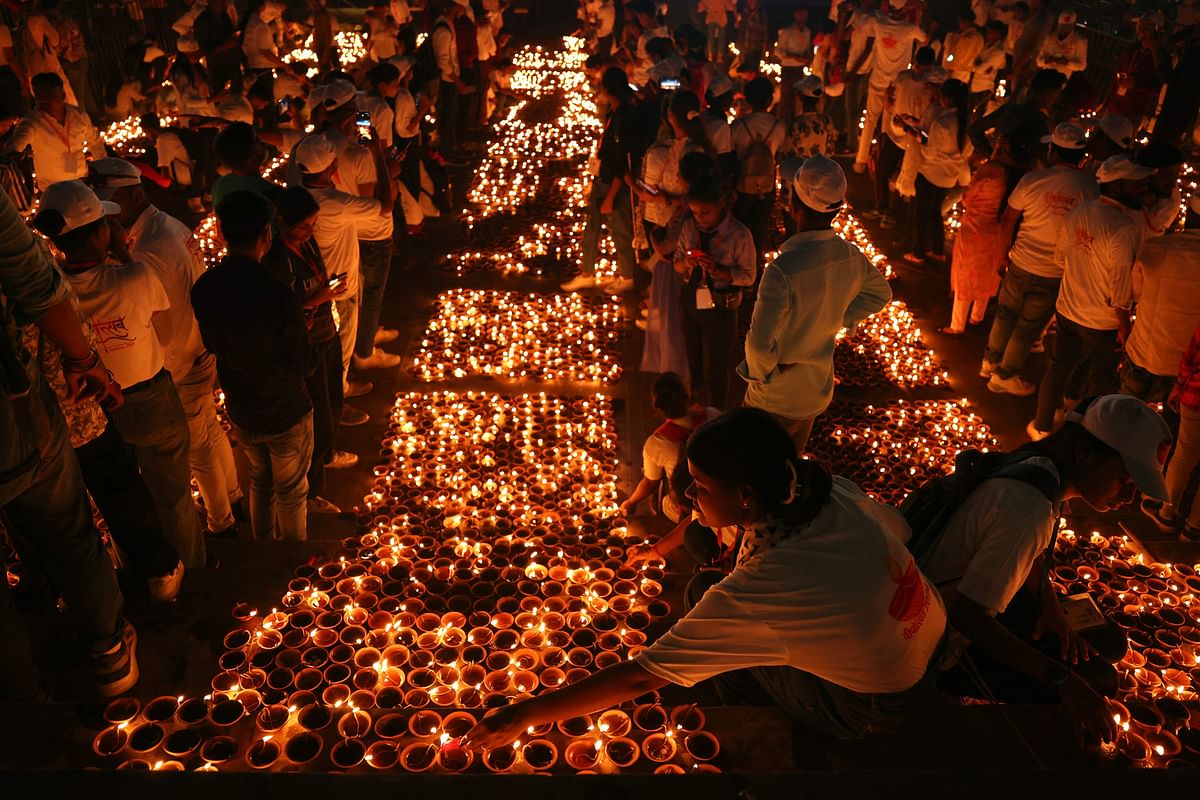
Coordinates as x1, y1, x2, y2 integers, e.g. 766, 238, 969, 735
950, 160, 1014, 303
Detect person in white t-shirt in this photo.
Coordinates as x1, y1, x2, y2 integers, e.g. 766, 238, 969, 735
969, 20, 1008, 116
921, 395, 1168, 746
242, 0, 286, 74
33, 180, 204, 572
842, 0, 879, 155
774, 7, 813, 123
853, 0, 926, 171
729, 77, 787, 258
982, 122, 1097, 393
619, 372, 721, 522
1036, 10, 1087, 78
1030, 155, 1153, 439
4, 72, 103, 192
462, 409, 947, 747
89, 158, 244, 538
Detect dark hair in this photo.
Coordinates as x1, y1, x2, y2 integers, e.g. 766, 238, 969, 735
913, 46, 936, 67
668, 90, 711, 152
941, 78, 969, 152
367, 61, 401, 86
214, 122, 259, 169
686, 408, 833, 525
985, 19, 1008, 38
743, 76, 774, 110
668, 461, 695, 514
705, 86, 734, 112
585, 53, 615, 71
684, 27, 707, 54
678, 151, 719, 190
275, 185, 321, 227
140, 112, 163, 132
600, 66, 634, 102
957, 9, 976, 24
216, 191, 275, 250
1135, 141, 1183, 169
645, 36, 673, 60
651, 372, 689, 419
31, 71, 64, 92
1051, 142, 1087, 165
686, 177, 724, 206
1030, 68, 1067, 94
32, 212, 104, 253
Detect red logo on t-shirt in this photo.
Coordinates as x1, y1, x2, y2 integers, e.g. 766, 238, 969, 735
1073, 226, 1096, 253
885, 557, 932, 638
91, 317, 135, 353
881, 35, 900, 50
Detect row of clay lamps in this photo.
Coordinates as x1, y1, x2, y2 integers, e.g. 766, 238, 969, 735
1052, 527, 1200, 766
834, 302, 949, 391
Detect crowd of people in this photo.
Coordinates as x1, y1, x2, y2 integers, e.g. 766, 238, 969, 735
0, 0, 1198, 768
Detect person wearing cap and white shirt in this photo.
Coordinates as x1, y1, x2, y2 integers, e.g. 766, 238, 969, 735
852, 0, 927, 173
774, 7, 813, 124
922, 394, 1169, 745
242, 0, 287, 75
983, 122, 1098, 395
33, 180, 205, 571
289, 133, 395, 399
431, 0, 470, 158
968, 19, 1009, 117
786, 76, 835, 158
1119, 194, 1200, 410
941, 9, 984, 86
1084, 113, 1132, 176
5, 71, 103, 193
1029, 154, 1155, 439
1036, 10, 1087, 79
89, 158, 244, 538
739, 155, 892, 453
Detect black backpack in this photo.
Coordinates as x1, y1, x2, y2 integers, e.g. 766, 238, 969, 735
900, 449, 1063, 571
413, 20, 451, 89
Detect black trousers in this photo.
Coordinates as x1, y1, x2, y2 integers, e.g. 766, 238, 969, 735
681, 287, 738, 409
874, 135, 905, 214
733, 191, 774, 264
437, 80, 461, 151
913, 174, 949, 258
74, 423, 179, 578
306, 337, 344, 499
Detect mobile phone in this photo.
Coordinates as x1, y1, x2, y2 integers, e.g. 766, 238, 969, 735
278, 97, 290, 112
660, 77, 680, 90
687, 249, 704, 258
328, 273, 345, 288
628, 82, 640, 92
355, 110, 372, 144
635, 179, 659, 196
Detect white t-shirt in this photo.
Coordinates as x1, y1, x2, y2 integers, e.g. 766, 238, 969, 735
701, 112, 732, 156
127, 205, 207, 379
6, 106, 101, 192
867, 15, 925, 88
921, 459, 1058, 615
775, 24, 812, 67
918, 107, 970, 189
637, 477, 946, 694
1055, 196, 1144, 331
242, 14, 279, 69
155, 131, 192, 174
1127, 231, 1200, 376
393, 88, 420, 139
303, 184, 382, 295
1006, 164, 1099, 277
970, 41, 1007, 94
356, 92, 395, 149
730, 111, 787, 161
847, 11, 877, 74
65, 260, 170, 388
640, 142, 673, 226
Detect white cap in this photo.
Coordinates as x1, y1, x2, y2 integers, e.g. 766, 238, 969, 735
1065, 395, 1172, 501
39, 180, 121, 234
177, 34, 200, 53
88, 158, 143, 199
388, 55, 415, 79
792, 154, 846, 212
309, 79, 357, 112
793, 74, 823, 98
143, 45, 167, 63
1041, 121, 1088, 149
706, 71, 734, 98
1097, 113, 1132, 148
294, 134, 338, 174
1096, 153, 1155, 183
1058, 10, 1077, 25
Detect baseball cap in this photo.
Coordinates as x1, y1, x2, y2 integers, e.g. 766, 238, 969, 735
1096, 113, 1132, 148
1096, 153, 1155, 183
294, 134, 338, 174
309, 79, 357, 112
1058, 10, 1077, 25
793, 154, 846, 213
1065, 395, 1172, 501
793, 75, 824, 99
39, 180, 121, 234
1041, 121, 1088, 149
88, 158, 144, 199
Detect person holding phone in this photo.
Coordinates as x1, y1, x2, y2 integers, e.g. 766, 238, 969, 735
674, 178, 756, 409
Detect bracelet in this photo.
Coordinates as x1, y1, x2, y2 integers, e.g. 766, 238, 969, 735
61, 348, 100, 373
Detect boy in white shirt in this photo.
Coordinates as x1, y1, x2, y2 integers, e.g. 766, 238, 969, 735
5, 72, 104, 192
33, 180, 204, 571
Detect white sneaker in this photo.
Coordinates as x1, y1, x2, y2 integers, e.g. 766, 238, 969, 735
327, 450, 359, 469
1025, 420, 1050, 442
352, 348, 402, 370
374, 328, 400, 345
987, 374, 1037, 396
560, 275, 597, 292
601, 277, 635, 294
147, 560, 185, 603
308, 496, 342, 514
979, 359, 996, 379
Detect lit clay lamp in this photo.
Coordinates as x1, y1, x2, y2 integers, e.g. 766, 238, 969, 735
284, 731, 324, 766
521, 739, 559, 771
246, 736, 282, 769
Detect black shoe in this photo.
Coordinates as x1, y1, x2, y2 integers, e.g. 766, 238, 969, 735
230, 498, 248, 524
207, 522, 239, 539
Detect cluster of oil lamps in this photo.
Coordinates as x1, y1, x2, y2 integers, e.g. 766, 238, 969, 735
411, 290, 624, 383
835, 301, 948, 390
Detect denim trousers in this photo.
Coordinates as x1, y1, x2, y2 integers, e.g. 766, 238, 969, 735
108, 369, 205, 569
74, 423, 180, 578
306, 338, 344, 498
335, 290, 361, 381
353, 239, 394, 360
579, 180, 636, 279
1034, 313, 1121, 432
174, 354, 241, 532
232, 412, 314, 541
984, 263, 1061, 379
1, 375, 124, 694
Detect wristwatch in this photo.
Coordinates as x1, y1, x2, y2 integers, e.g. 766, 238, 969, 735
1046, 663, 1070, 688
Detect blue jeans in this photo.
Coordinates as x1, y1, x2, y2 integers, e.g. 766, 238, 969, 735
580, 180, 636, 279
233, 412, 313, 541
1, 374, 124, 695
984, 263, 1061, 379
1034, 314, 1121, 432
108, 369, 205, 569
175, 354, 240, 532
354, 239, 393, 360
